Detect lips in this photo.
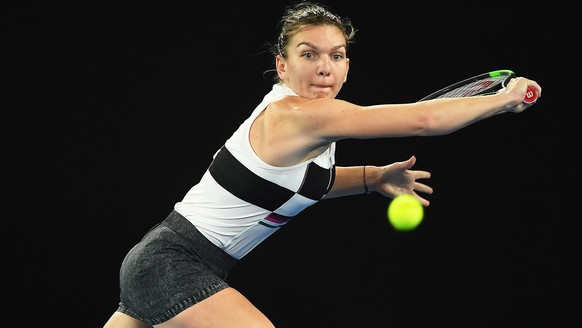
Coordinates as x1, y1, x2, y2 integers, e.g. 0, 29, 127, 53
312, 84, 332, 89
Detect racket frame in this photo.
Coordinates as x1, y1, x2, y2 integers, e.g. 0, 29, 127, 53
419, 69, 515, 101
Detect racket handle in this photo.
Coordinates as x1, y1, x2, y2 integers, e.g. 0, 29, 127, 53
523, 87, 538, 104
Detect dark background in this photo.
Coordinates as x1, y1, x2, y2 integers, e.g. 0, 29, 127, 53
6, 1, 574, 327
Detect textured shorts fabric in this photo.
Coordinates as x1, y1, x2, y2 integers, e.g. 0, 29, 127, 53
115, 210, 237, 325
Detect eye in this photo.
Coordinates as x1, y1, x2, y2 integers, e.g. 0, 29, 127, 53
302, 52, 315, 59
332, 53, 344, 61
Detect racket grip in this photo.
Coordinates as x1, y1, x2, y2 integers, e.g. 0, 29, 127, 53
523, 87, 538, 104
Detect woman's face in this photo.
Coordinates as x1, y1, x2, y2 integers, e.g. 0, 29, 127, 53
277, 25, 349, 100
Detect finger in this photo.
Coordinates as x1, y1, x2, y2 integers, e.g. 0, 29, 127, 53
397, 155, 416, 169
412, 192, 430, 207
414, 182, 433, 195
412, 170, 431, 179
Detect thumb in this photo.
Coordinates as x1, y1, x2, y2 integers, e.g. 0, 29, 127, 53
400, 155, 416, 169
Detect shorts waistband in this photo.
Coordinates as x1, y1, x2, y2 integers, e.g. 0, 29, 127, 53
163, 210, 237, 273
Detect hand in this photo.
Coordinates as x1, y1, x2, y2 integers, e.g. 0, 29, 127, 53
372, 156, 433, 207
503, 76, 542, 113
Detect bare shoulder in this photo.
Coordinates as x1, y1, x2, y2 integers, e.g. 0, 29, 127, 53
267, 96, 358, 125
251, 96, 345, 166
270, 96, 351, 112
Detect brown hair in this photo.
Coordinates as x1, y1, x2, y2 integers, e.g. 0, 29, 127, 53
266, 1, 357, 81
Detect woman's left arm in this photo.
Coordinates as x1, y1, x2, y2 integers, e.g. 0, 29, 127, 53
324, 156, 433, 207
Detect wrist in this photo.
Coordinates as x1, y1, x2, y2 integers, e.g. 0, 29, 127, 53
363, 165, 372, 194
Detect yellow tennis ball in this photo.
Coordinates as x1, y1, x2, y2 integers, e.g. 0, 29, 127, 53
387, 194, 424, 231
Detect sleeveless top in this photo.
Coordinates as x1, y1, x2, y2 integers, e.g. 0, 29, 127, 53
174, 83, 336, 259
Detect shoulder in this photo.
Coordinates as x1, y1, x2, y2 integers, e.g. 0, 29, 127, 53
269, 96, 355, 115
263, 96, 364, 144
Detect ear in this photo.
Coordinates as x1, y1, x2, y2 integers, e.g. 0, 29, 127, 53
343, 58, 350, 83
276, 55, 286, 80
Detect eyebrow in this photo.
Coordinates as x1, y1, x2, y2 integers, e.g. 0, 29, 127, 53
296, 41, 346, 52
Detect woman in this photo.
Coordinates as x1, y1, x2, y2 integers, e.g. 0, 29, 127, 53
104, 1, 541, 327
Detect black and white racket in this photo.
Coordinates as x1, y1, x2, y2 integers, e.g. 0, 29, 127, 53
419, 69, 538, 104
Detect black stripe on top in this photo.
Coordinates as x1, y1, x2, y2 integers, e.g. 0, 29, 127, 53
297, 160, 335, 200
208, 146, 334, 212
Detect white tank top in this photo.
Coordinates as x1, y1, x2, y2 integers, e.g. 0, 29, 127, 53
174, 83, 336, 259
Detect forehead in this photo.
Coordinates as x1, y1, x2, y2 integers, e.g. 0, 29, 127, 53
290, 25, 347, 49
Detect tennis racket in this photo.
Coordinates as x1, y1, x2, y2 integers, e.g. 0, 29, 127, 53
419, 69, 538, 104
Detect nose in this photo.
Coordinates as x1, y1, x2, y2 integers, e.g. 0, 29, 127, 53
317, 57, 331, 77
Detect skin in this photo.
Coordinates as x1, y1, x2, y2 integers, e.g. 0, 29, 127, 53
104, 23, 541, 328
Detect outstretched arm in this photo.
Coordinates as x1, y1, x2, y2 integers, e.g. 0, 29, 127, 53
255, 77, 541, 167
324, 156, 433, 206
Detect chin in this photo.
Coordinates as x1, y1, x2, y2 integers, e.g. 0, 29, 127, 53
311, 92, 332, 99
310, 87, 336, 98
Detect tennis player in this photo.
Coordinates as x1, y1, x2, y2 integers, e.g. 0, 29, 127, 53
104, 2, 541, 327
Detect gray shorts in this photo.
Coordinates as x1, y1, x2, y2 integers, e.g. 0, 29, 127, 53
115, 210, 238, 325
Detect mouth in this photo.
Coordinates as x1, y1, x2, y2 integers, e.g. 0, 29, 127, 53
309, 85, 335, 98
312, 84, 333, 89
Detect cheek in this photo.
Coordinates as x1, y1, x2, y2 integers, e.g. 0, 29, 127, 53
335, 67, 348, 83
292, 63, 314, 75
288, 67, 313, 83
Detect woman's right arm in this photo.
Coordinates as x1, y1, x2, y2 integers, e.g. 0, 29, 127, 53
295, 76, 542, 143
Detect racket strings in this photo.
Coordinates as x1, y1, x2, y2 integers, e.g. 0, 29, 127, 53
437, 78, 505, 99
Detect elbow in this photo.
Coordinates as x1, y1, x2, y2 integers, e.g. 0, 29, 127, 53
413, 113, 439, 136
414, 113, 454, 136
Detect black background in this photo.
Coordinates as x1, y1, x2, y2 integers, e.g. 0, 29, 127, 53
6, 1, 574, 327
